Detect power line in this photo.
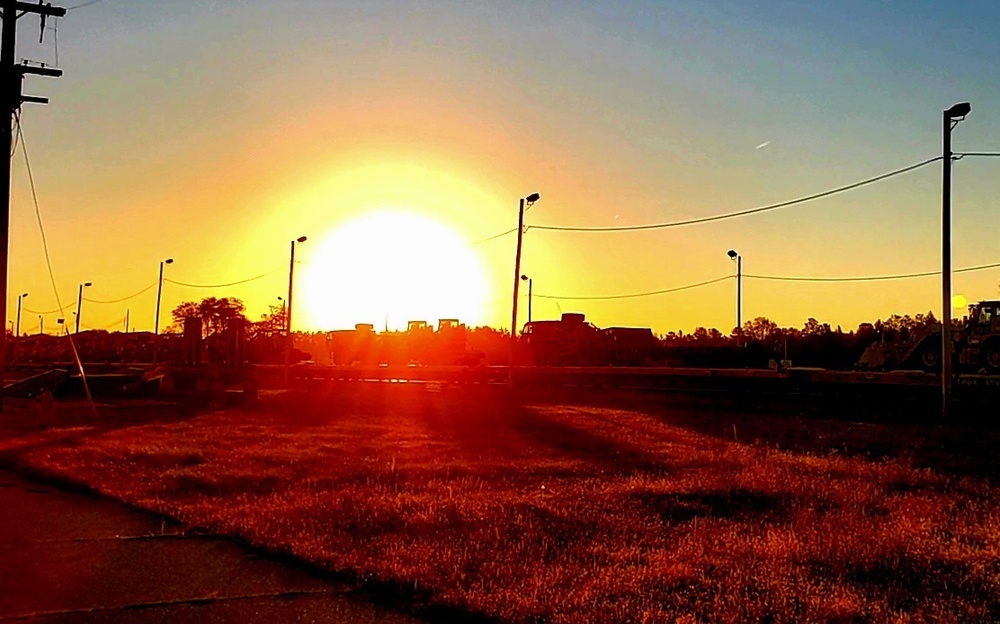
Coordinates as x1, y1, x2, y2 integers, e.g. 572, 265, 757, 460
23, 300, 74, 315
165, 271, 276, 289
529, 156, 942, 233
84, 282, 156, 304
16, 115, 96, 415
66, 0, 108, 9
473, 227, 518, 245
531, 260, 1000, 302
747, 260, 1000, 283
535, 275, 732, 301
955, 152, 1000, 158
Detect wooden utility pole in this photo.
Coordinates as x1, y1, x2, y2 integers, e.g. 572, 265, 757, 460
0, 1, 66, 410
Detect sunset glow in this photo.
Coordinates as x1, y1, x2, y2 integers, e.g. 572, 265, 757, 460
299, 210, 490, 331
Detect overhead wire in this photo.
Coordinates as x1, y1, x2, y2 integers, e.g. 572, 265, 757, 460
165, 271, 277, 289
83, 282, 156, 304
534, 275, 732, 301
23, 300, 75, 315
66, 0, 108, 9
15, 112, 96, 416
747, 261, 1000, 283
529, 156, 942, 232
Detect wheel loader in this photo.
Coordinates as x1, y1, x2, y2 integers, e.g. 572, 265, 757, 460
858, 300, 1000, 373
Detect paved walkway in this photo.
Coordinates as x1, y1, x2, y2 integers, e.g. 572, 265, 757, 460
0, 471, 426, 623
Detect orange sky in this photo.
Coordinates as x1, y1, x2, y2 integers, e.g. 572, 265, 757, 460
5, 2, 1000, 336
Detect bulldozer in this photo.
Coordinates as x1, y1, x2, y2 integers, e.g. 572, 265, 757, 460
858, 300, 1000, 373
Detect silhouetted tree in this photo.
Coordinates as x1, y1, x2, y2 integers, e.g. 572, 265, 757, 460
171, 297, 247, 337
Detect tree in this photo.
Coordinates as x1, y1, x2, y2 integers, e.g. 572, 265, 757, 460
802, 317, 831, 336
255, 303, 288, 335
742, 317, 779, 343
171, 297, 248, 337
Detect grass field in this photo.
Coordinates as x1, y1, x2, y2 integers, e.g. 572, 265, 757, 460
4, 385, 1000, 623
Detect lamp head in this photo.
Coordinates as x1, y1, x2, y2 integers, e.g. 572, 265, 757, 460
946, 102, 971, 119
524, 192, 541, 204
164, 258, 174, 265
296, 236, 308, 243
21, 292, 27, 298
83, 282, 92, 287
727, 249, 738, 260
521, 275, 528, 281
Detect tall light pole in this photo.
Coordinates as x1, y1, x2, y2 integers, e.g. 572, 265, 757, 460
75, 282, 92, 334
284, 236, 307, 385
727, 250, 742, 346
15, 291, 26, 336
520, 275, 533, 323
38, 315, 42, 335
510, 193, 540, 385
942, 101, 971, 418
155, 258, 173, 335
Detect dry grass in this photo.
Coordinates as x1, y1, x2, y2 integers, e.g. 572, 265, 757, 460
6, 386, 1000, 623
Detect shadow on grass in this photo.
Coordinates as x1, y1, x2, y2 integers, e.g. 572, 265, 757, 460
519, 386, 1000, 481
632, 488, 793, 524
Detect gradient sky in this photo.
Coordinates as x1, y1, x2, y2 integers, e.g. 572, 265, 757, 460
7, 0, 1000, 335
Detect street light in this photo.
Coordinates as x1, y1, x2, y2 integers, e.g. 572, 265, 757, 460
941, 101, 971, 418
155, 258, 174, 335
727, 250, 742, 345
284, 236, 307, 385
510, 193, 540, 385
75, 282, 92, 334
15, 292, 26, 336
520, 275, 533, 324
38, 315, 42, 335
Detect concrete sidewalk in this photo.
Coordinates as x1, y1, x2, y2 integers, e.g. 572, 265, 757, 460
0, 471, 426, 623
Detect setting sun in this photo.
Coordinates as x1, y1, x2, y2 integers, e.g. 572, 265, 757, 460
299, 210, 490, 331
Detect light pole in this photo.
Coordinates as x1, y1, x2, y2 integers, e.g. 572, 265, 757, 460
942, 101, 971, 418
38, 315, 42, 335
284, 236, 307, 385
727, 250, 742, 346
15, 291, 26, 336
75, 282, 92, 334
520, 275, 533, 323
510, 193, 540, 385
155, 258, 173, 335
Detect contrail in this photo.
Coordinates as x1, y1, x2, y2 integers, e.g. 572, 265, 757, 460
755, 141, 771, 150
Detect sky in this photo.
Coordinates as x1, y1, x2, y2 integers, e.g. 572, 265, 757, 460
6, 0, 1000, 335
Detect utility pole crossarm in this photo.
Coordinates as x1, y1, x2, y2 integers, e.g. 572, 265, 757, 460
11, 2, 65, 18
18, 64, 62, 77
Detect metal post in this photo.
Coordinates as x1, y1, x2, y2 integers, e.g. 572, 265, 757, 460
155, 262, 164, 334
284, 237, 306, 385
15, 292, 24, 336
509, 198, 525, 386
737, 255, 742, 343
38, 315, 42, 335
528, 278, 533, 324
0, 0, 66, 411
941, 110, 953, 418
75, 284, 84, 333
0, 1, 16, 408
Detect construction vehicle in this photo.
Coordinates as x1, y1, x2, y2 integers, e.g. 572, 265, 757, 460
858, 300, 1000, 373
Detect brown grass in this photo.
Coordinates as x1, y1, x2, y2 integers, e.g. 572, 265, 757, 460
6, 385, 1000, 623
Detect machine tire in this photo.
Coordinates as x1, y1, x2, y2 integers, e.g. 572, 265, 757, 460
919, 344, 941, 372
984, 341, 1000, 373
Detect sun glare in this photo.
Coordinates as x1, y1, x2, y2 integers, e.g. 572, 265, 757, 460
300, 210, 490, 331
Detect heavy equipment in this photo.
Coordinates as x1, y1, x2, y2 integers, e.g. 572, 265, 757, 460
858, 300, 1000, 373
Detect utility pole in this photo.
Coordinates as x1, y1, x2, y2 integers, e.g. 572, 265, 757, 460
509, 193, 539, 386
941, 102, 972, 419
284, 236, 306, 386
0, 1, 65, 410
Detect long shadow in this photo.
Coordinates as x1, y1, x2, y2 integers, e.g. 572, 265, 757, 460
517, 386, 1000, 481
